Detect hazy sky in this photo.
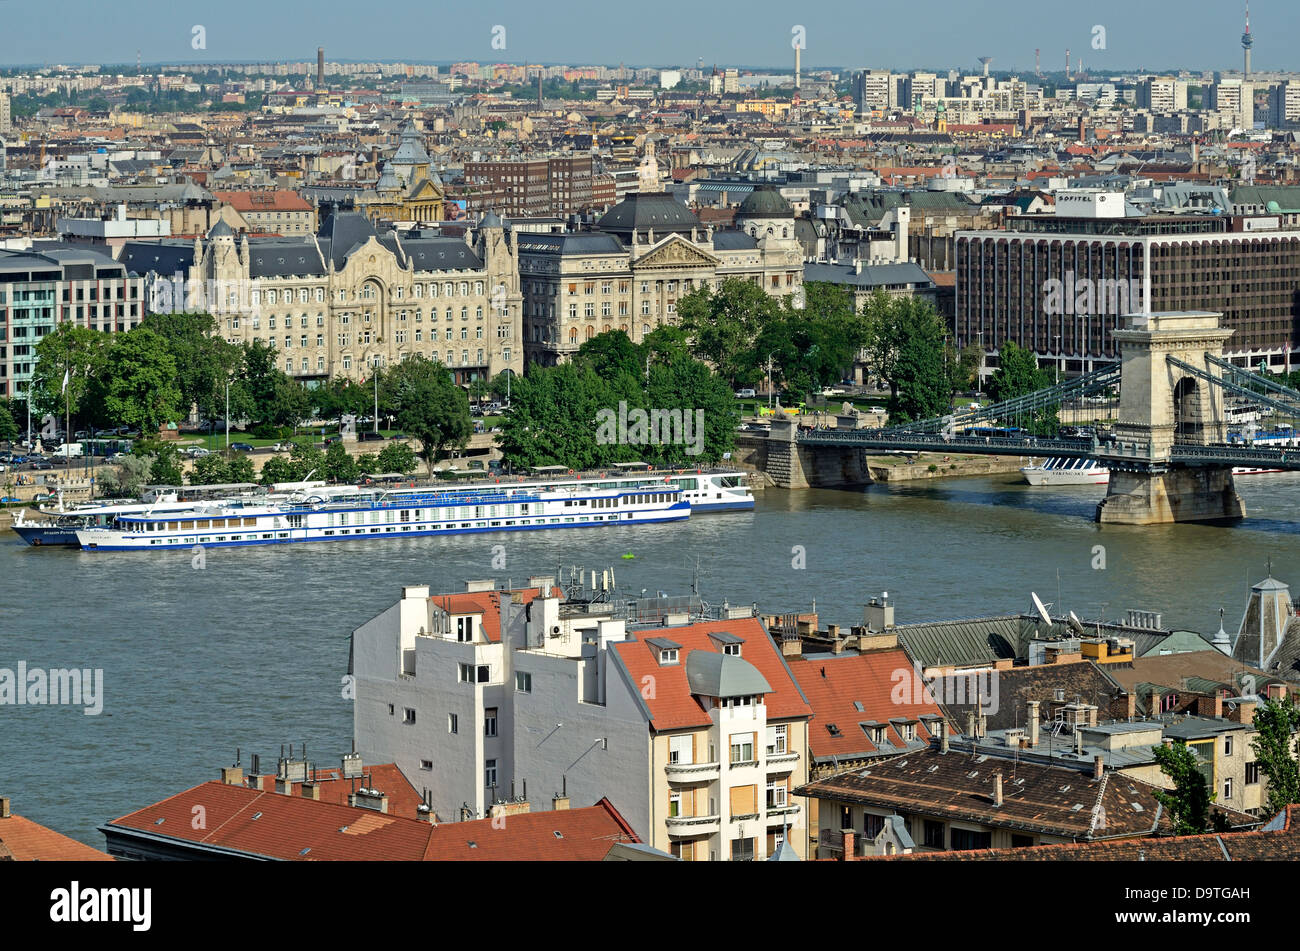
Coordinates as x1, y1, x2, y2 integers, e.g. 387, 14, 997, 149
0, 0, 1286, 73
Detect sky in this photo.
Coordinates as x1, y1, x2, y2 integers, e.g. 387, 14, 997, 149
0, 0, 1289, 74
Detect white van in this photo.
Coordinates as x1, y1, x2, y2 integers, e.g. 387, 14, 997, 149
53, 442, 84, 458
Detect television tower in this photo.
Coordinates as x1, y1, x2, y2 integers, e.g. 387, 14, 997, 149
1034, 48, 1041, 77
1065, 48, 1071, 81
1242, 0, 1253, 79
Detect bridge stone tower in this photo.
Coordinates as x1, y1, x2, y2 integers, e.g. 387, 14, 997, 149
1095, 311, 1244, 525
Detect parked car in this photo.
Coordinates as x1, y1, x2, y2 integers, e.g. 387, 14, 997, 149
29, 458, 54, 471
869, 406, 887, 416
270, 442, 293, 452
735, 388, 757, 398
229, 442, 255, 452
185, 447, 211, 458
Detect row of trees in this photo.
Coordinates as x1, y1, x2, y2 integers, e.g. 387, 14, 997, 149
496, 327, 738, 470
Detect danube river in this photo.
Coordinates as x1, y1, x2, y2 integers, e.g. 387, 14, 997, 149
7, 471, 1300, 848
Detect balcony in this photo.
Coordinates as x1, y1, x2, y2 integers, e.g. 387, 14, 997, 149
665, 760, 720, 783
765, 802, 801, 819
666, 813, 721, 836
765, 750, 800, 772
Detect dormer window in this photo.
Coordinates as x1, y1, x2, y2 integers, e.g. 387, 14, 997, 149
455, 616, 473, 642
661, 648, 679, 665
723, 643, 741, 656
648, 637, 682, 666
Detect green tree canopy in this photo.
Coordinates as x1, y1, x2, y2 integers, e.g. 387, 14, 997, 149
1251, 696, 1300, 816
322, 441, 360, 484
376, 441, 419, 475
31, 322, 107, 420
381, 357, 472, 474
1151, 740, 1220, 836
88, 328, 183, 434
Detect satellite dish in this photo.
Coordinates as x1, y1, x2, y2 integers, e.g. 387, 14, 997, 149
1031, 592, 1052, 627
1068, 611, 1085, 635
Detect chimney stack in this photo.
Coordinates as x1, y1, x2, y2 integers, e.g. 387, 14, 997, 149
1027, 700, 1040, 747
840, 828, 856, 860
0, 797, 9, 819
940, 724, 950, 753
220, 766, 243, 786
302, 782, 321, 801
992, 772, 1003, 807
1094, 755, 1104, 780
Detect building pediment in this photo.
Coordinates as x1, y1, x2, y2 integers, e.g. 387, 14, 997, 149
632, 235, 719, 270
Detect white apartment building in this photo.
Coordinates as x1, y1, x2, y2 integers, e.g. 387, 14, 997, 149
351, 579, 813, 859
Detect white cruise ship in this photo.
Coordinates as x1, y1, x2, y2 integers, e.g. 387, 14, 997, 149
72, 472, 745, 552
1021, 457, 1110, 486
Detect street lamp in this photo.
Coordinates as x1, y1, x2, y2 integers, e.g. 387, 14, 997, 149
975, 331, 984, 399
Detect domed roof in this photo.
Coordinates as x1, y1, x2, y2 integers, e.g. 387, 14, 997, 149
596, 192, 700, 237
479, 211, 504, 229
207, 219, 235, 238
736, 184, 793, 218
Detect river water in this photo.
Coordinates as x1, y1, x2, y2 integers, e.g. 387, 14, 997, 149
5, 471, 1300, 848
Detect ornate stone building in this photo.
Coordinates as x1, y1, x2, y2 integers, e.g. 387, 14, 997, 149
517, 190, 805, 366
122, 210, 521, 386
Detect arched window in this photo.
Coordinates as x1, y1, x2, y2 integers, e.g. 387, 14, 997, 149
585, 326, 595, 340
569, 327, 578, 343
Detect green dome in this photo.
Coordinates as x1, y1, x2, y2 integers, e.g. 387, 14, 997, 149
736, 184, 793, 218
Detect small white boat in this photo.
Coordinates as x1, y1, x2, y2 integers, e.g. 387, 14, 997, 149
1022, 457, 1110, 486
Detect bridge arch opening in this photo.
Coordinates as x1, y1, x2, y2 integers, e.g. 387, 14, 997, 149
1172, 375, 1205, 444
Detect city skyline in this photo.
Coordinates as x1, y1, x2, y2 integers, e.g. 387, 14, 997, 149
0, 0, 1291, 74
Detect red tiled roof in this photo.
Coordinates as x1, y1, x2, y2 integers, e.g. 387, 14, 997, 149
787, 648, 951, 760
212, 189, 313, 213
612, 617, 812, 731
107, 780, 637, 861
428, 587, 559, 643
0, 814, 113, 861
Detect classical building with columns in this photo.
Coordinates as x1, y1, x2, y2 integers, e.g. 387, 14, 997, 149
517, 187, 805, 366
121, 209, 522, 386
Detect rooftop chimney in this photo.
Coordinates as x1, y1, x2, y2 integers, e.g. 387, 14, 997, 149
992, 772, 1003, 807
1027, 700, 1040, 747
1094, 755, 1104, 780
0, 797, 9, 819
301, 782, 321, 801
840, 828, 856, 860
221, 766, 244, 786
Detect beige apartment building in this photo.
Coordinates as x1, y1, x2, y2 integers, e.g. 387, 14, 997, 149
123, 209, 522, 385
518, 190, 804, 366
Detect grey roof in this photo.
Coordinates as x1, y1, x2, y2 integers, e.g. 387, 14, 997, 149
895, 615, 1027, 669
685, 651, 772, 699
317, 210, 378, 269
396, 236, 483, 271
248, 241, 326, 279
645, 637, 683, 651
767, 837, 801, 861
710, 231, 759, 251
597, 192, 700, 236
883, 814, 915, 850
515, 232, 625, 256
478, 211, 504, 229
119, 240, 197, 277
803, 261, 936, 290
207, 219, 235, 238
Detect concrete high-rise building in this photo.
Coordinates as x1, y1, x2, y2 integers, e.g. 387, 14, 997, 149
905, 72, 944, 110
1136, 76, 1187, 112
1209, 79, 1254, 128
853, 70, 896, 114
1269, 80, 1300, 128
0, 92, 11, 135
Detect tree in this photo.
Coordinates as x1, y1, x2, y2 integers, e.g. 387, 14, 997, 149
376, 441, 418, 475
31, 323, 107, 422
643, 352, 739, 465
381, 357, 472, 474
496, 362, 620, 470
677, 278, 780, 385
288, 439, 325, 481
98, 453, 151, 498
188, 453, 231, 485
140, 312, 247, 425
0, 399, 17, 443
884, 299, 953, 423
322, 441, 360, 484
242, 340, 308, 427
1151, 741, 1220, 836
1251, 696, 1300, 815
573, 330, 645, 382
259, 456, 298, 485
147, 445, 184, 486
987, 341, 1059, 435
89, 328, 183, 434
356, 453, 380, 477
225, 453, 256, 484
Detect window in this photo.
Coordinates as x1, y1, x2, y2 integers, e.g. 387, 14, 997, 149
765, 777, 788, 809
730, 837, 755, 862
485, 707, 498, 737
669, 734, 693, 765
475, 665, 489, 683
485, 759, 497, 790
1224, 778, 1233, 799
1246, 761, 1260, 784
1224, 736, 1233, 756
729, 732, 754, 764
1011, 834, 1034, 848
864, 813, 885, 839
659, 648, 678, 665
765, 724, 787, 756
950, 828, 992, 851
420, 759, 433, 771
448, 713, 458, 734
723, 643, 741, 656
924, 820, 945, 849
456, 616, 473, 642
669, 791, 682, 818
458, 663, 474, 683
516, 671, 532, 693
402, 708, 416, 724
